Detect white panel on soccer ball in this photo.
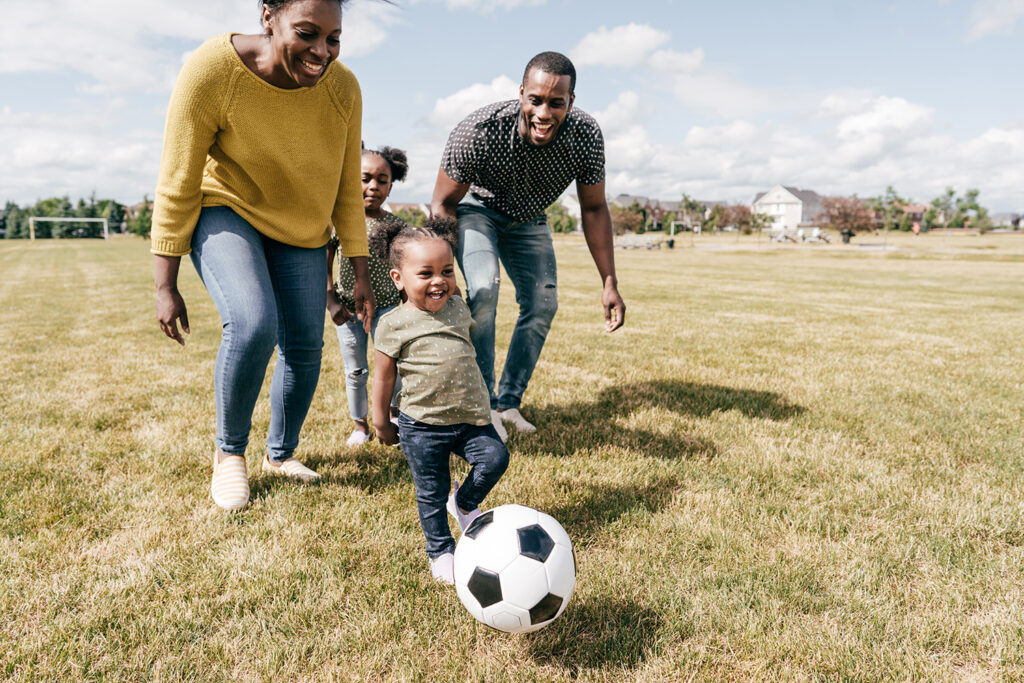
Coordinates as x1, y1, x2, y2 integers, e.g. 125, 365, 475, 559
537, 510, 572, 549
469, 523, 520, 573
482, 602, 530, 634
493, 503, 538, 528
453, 538, 478, 586
544, 545, 576, 606
455, 581, 485, 622
500, 555, 550, 610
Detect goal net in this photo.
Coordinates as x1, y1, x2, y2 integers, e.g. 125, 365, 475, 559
29, 217, 109, 240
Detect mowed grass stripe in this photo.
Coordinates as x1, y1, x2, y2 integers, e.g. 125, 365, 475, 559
1, 232, 1023, 680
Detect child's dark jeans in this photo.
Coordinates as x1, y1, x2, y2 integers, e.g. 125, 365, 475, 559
397, 413, 510, 558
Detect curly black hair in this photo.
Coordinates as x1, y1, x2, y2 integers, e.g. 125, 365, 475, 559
363, 146, 408, 183
370, 216, 459, 268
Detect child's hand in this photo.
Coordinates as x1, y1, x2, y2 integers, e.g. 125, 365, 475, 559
375, 421, 399, 446
326, 291, 353, 326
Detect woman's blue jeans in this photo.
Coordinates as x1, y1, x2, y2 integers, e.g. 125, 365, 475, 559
189, 207, 326, 463
455, 199, 558, 411
334, 308, 400, 420
397, 413, 509, 558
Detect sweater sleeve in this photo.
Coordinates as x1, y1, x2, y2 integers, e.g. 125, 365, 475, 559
150, 42, 227, 256
330, 73, 369, 259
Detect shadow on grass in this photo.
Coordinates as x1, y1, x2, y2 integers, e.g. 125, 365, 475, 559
247, 445, 411, 500
545, 479, 678, 545
527, 597, 662, 672
529, 380, 804, 458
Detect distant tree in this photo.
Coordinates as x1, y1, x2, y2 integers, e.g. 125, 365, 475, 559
609, 204, 643, 235
126, 195, 153, 237
956, 188, 991, 232
394, 206, 426, 227
871, 185, 906, 234
702, 204, 724, 232
928, 187, 956, 230
545, 202, 576, 233
626, 201, 647, 233
817, 196, 875, 234
659, 210, 677, 233
679, 193, 704, 231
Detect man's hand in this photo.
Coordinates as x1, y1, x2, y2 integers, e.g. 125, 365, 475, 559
602, 279, 625, 332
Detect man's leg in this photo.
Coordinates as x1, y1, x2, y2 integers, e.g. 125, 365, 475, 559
455, 203, 505, 408
495, 218, 558, 412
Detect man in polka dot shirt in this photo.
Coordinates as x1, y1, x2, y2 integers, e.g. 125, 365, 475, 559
431, 51, 626, 441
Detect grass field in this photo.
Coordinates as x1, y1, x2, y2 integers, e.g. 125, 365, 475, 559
1, 231, 1023, 681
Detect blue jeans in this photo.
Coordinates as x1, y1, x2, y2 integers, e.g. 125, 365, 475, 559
456, 199, 558, 410
190, 206, 326, 462
334, 308, 400, 420
397, 413, 509, 558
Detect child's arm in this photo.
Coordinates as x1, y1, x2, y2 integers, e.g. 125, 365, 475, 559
373, 350, 399, 445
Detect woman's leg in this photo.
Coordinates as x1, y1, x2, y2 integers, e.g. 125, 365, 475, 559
189, 207, 278, 457
263, 237, 328, 463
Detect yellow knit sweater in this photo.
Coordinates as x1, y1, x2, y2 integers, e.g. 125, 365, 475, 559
151, 33, 367, 258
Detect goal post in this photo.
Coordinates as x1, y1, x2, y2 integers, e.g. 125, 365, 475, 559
29, 217, 109, 240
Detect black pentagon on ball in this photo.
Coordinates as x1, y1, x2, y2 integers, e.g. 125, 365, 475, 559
529, 593, 564, 625
467, 567, 502, 607
465, 510, 494, 539
517, 524, 555, 562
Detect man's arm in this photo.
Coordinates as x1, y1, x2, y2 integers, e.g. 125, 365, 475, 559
431, 167, 470, 219
577, 179, 625, 332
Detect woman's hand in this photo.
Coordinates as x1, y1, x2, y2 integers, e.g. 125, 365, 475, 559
349, 256, 376, 334
154, 255, 190, 345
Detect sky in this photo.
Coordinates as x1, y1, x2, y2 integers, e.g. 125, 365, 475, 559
2, 0, 1022, 211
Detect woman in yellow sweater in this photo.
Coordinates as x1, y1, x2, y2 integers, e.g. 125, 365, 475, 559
152, 0, 374, 511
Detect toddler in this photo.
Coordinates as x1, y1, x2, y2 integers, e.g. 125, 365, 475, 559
371, 217, 510, 584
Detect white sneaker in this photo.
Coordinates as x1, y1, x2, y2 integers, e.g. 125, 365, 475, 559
446, 480, 482, 532
499, 408, 536, 434
346, 429, 370, 447
490, 409, 508, 443
429, 552, 455, 584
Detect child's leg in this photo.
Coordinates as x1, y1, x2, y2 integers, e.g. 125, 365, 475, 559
335, 319, 370, 422
397, 414, 459, 558
451, 423, 510, 513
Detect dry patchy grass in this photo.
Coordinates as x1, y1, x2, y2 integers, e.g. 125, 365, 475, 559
1, 233, 1023, 681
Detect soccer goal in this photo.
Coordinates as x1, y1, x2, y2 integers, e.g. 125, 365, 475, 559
29, 217, 109, 240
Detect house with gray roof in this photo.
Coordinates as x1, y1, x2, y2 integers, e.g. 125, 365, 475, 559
751, 185, 823, 232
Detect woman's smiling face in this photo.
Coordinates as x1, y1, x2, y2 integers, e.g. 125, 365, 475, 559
263, 0, 341, 88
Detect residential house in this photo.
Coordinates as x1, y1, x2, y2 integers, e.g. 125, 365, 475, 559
751, 185, 823, 232
990, 212, 1021, 228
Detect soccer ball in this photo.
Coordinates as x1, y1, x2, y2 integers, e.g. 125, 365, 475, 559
453, 504, 575, 634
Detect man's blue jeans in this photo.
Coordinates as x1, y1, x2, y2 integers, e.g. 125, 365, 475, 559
455, 199, 558, 410
397, 413, 509, 558
190, 207, 326, 462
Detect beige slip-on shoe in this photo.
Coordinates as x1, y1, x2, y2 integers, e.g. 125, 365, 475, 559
211, 452, 249, 511
261, 456, 320, 483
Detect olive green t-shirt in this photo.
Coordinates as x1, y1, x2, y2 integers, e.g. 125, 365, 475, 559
329, 212, 403, 311
374, 296, 491, 426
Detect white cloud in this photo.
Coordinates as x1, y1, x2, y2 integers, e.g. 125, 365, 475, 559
593, 91, 642, 134
0, 0, 397, 93
443, 0, 546, 11
966, 0, 1024, 40
427, 75, 519, 128
648, 48, 704, 73
570, 24, 670, 68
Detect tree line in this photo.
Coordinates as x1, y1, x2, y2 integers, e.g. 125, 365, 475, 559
1, 195, 153, 239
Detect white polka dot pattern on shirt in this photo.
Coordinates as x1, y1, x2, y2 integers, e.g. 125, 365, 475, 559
442, 100, 606, 222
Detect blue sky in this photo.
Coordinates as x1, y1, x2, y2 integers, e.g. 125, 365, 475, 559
2, 0, 1022, 210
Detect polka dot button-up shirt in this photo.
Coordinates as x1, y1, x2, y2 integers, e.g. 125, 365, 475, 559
441, 100, 606, 223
